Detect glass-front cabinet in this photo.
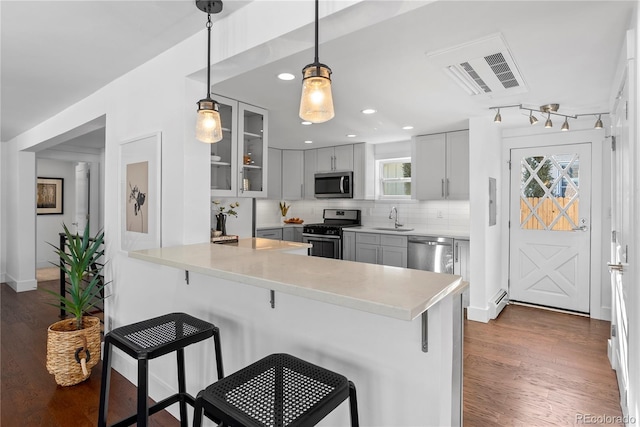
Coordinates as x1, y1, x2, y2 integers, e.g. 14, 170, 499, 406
210, 94, 268, 198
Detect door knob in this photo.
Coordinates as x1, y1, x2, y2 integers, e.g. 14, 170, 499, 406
607, 262, 624, 273
572, 225, 588, 232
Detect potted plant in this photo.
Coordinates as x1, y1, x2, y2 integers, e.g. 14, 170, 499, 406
212, 200, 239, 236
43, 222, 108, 386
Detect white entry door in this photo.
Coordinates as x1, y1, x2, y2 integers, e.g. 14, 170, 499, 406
509, 143, 592, 313
609, 73, 630, 415
75, 162, 90, 233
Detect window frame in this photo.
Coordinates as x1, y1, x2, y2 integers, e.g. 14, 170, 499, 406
376, 157, 412, 200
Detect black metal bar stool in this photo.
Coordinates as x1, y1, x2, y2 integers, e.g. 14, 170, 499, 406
193, 353, 359, 427
98, 312, 224, 427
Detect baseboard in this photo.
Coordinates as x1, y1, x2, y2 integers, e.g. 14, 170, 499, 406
608, 339, 616, 369
489, 289, 508, 319
466, 305, 490, 323
5, 274, 37, 292
111, 350, 180, 421
0, 272, 5, 283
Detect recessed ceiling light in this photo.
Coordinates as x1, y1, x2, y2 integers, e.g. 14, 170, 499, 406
346, 134, 357, 138
402, 126, 414, 130
301, 121, 312, 126
278, 73, 295, 81
304, 140, 313, 144
361, 108, 377, 114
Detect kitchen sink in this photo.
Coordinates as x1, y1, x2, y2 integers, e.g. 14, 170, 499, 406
372, 227, 414, 232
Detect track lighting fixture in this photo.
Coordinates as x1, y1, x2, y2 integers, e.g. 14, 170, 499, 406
489, 104, 609, 131
594, 114, 603, 129
195, 0, 224, 143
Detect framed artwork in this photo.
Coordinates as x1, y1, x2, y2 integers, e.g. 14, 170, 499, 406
120, 132, 162, 251
37, 177, 64, 215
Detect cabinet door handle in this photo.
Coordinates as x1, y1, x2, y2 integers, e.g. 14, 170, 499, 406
446, 178, 450, 198
455, 242, 459, 262
441, 179, 445, 198
301, 184, 304, 198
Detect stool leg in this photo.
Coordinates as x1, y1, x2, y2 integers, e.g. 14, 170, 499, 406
192, 391, 204, 427
213, 327, 224, 379
137, 359, 149, 427
348, 381, 360, 427
97, 337, 113, 427
177, 348, 188, 427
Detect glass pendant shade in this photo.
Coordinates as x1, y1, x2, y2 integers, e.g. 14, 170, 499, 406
299, 64, 334, 123
196, 99, 223, 143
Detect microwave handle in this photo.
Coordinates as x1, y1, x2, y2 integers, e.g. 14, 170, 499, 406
340, 176, 345, 193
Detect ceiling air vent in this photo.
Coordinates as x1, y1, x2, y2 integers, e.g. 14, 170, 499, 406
426, 33, 528, 97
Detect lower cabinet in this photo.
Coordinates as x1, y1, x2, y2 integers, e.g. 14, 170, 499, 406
453, 239, 470, 282
342, 231, 356, 261
283, 226, 303, 243
354, 233, 407, 268
256, 228, 283, 240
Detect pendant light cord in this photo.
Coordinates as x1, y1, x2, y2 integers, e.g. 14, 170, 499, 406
314, 0, 319, 70
206, 14, 212, 99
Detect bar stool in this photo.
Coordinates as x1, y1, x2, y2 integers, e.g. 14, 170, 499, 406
98, 312, 224, 427
193, 353, 359, 427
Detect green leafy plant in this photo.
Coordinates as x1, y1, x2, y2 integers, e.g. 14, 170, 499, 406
43, 223, 108, 330
212, 200, 240, 217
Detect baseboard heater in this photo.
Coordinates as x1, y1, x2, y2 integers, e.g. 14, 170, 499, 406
490, 289, 508, 319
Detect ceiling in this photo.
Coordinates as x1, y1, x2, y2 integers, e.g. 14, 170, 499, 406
2, 1, 634, 151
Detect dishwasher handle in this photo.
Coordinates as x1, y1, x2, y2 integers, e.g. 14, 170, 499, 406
409, 240, 439, 246
408, 237, 453, 246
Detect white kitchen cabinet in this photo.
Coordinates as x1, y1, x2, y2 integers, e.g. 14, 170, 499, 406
317, 145, 354, 172
453, 239, 470, 282
412, 130, 469, 200
282, 150, 304, 200
355, 233, 407, 267
268, 148, 282, 200
342, 231, 356, 261
353, 143, 374, 200
256, 228, 282, 240
211, 95, 269, 198
304, 149, 316, 199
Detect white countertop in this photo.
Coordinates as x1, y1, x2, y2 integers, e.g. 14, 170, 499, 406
256, 223, 304, 229
129, 238, 465, 321
346, 226, 470, 239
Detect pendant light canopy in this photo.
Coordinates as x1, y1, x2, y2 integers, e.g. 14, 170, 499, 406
299, 0, 334, 123
195, 1, 224, 143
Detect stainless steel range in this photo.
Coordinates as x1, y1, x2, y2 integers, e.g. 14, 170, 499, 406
302, 209, 361, 259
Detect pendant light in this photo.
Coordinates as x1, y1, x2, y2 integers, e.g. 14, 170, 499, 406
195, 1, 224, 143
299, 0, 334, 123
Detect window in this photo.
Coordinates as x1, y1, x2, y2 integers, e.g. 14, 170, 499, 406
377, 157, 411, 199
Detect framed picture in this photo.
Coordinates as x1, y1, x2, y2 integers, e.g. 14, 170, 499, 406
37, 177, 64, 215
120, 132, 162, 251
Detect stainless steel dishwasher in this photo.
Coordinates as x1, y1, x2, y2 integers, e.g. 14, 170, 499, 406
407, 236, 454, 273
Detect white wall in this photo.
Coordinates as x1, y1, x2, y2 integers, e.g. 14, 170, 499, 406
466, 117, 503, 323
1, 142, 5, 283
35, 158, 76, 268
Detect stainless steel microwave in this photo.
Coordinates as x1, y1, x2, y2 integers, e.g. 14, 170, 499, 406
314, 171, 353, 198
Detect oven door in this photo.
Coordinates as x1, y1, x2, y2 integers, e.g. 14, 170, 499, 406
302, 234, 342, 259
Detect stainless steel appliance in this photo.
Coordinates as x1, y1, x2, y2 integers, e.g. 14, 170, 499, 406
314, 171, 353, 199
407, 236, 454, 273
302, 209, 361, 259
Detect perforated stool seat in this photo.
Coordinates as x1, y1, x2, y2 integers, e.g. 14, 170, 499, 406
193, 353, 359, 427
98, 312, 224, 427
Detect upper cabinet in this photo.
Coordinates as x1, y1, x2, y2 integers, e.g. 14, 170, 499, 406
282, 150, 304, 200
317, 145, 354, 172
412, 130, 469, 200
268, 148, 282, 200
303, 150, 316, 200
210, 95, 269, 198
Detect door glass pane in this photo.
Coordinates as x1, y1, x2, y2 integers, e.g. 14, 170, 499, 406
520, 154, 580, 231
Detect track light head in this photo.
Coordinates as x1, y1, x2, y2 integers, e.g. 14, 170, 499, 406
545, 113, 552, 128
561, 117, 569, 131
529, 111, 538, 125
494, 109, 502, 123
594, 114, 603, 129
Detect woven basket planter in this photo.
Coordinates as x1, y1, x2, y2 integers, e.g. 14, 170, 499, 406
46, 316, 101, 387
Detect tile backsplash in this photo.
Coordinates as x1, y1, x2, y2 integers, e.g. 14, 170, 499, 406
256, 198, 470, 232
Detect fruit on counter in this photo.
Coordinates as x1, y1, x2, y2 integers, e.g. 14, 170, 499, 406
283, 217, 304, 224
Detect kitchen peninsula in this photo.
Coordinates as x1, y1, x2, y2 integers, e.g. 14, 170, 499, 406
126, 238, 466, 426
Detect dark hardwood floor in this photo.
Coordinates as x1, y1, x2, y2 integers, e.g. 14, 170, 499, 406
1, 279, 179, 427
2, 279, 623, 426
464, 304, 623, 426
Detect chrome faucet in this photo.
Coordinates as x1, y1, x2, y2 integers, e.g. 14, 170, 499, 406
389, 206, 403, 228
